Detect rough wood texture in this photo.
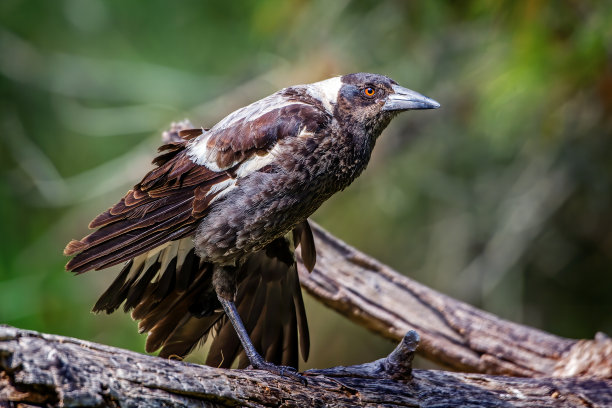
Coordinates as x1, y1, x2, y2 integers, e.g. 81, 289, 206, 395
297, 222, 612, 379
2, 326, 611, 408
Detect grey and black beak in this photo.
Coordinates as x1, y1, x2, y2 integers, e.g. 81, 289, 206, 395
383, 84, 440, 111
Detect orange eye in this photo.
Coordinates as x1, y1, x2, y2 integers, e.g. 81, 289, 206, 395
364, 87, 376, 97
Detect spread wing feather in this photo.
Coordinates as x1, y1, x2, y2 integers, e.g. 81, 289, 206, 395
88, 223, 313, 368
65, 101, 329, 274
64, 134, 230, 273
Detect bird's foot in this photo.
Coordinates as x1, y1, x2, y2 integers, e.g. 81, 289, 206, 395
215, 295, 307, 384
249, 360, 307, 385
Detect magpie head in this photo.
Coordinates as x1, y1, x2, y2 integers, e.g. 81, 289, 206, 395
309, 72, 439, 138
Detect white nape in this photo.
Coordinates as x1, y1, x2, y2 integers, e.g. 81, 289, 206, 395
307, 76, 342, 114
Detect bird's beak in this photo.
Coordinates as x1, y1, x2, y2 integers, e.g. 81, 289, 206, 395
383, 84, 440, 111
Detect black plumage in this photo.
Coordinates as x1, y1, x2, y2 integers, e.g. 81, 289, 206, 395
64, 72, 439, 373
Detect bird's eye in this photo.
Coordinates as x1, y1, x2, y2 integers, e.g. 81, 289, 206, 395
363, 87, 376, 97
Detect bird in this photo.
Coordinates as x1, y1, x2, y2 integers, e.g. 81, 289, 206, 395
64, 72, 439, 377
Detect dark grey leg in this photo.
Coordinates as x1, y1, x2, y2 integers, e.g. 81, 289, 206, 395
217, 294, 306, 383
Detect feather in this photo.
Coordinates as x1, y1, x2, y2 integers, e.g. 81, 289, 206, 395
178, 128, 205, 140
91, 259, 135, 313
294, 219, 316, 273
64, 239, 87, 256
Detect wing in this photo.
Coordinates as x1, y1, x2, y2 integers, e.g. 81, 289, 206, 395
64, 93, 330, 274
187, 92, 331, 170
64, 135, 229, 273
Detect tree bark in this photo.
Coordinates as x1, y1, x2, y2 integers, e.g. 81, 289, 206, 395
297, 222, 612, 379
2, 326, 611, 408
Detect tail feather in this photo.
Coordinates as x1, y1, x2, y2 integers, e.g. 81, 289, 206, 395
88, 222, 315, 369
206, 316, 242, 368
292, 273, 310, 361
92, 259, 137, 314
294, 220, 316, 272
205, 233, 308, 369
158, 315, 222, 359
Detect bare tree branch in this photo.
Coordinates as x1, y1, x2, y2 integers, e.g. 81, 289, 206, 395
297, 222, 612, 378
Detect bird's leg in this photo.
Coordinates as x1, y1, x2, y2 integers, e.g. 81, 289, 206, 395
216, 295, 305, 383
212, 264, 238, 301
213, 265, 305, 383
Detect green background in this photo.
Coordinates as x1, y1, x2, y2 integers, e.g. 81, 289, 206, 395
1, 1, 611, 369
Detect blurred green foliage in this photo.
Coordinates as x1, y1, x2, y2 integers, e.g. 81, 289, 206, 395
1, 1, 611, 370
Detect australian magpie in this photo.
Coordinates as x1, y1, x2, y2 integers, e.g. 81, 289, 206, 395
64, 72, 439, 377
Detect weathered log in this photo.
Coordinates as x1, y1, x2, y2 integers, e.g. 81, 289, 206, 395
297, 222, 612, 378
2, 326, 611, 407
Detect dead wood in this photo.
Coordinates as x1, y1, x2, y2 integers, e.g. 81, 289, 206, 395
2, 326, 611, 407
297, 222, 612, 378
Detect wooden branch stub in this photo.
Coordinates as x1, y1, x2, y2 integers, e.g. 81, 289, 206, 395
2, 326, 612, 407
304, 330, 418, 382
384, 330, 419, 381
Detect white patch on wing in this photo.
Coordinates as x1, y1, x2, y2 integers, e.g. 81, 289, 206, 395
208, 178, 237, 204
307, 76, 342, 113
213, 94, 302, 132
187, 132, 226, 170
187, 94, 309, 170
234, 141, 286, 178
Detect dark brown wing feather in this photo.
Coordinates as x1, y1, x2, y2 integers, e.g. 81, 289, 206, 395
293, 220, 316, 272
85, 226, 313, 369
64, 134, 229, 273
205, 103, 331, 169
